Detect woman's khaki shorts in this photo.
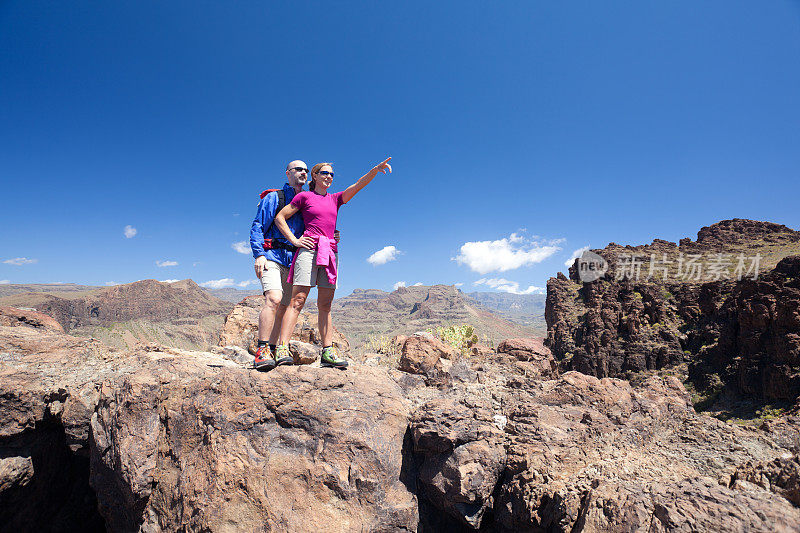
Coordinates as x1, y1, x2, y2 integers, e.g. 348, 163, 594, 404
260, 259, 292, 306
292, 248, 338, 289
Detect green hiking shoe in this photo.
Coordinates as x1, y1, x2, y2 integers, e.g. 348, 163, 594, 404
274, 344, 294, 366
320, 345, 348, 369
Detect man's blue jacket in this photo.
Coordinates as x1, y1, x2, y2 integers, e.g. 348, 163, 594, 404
249, 183, 305, 267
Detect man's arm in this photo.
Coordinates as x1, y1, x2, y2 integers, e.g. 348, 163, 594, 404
250, 194, 278, 278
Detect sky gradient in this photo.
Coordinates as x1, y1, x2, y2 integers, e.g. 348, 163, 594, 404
2, 1, 799, 296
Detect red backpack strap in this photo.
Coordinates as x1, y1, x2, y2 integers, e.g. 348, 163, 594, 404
260, 188, 280, 199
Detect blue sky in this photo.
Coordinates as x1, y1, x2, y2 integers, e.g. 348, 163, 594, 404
1, 1, 799, 297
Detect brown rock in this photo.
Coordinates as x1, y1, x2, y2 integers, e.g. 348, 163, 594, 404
90, 362, 418, 532
494, 371, 800, 531
0, 306, 64, 333
732, 454, 800, 507
398, 332, 456, 376
497, 337, 558, 378
288, 339, 319, 365
410, 397, 506, 528
546, 219, 800, 406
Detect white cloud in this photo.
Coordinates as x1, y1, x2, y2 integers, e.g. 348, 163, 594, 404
453, 233, 561, 274
3, 257, 38, 265
412, 282, 423, 286
565, 246, 590, 267
156, 260, 179, 267
393, 281, 406, 290
231, 241, 250, 254
200, 278, 235, 289
474, 278, 545, 295
367, 245, 401, 266
237, 279, 259, 288
104, 281, 119, 286
124, 225, 137, 238
453, 282, 463, 287
160, 279, 180, 284
0, 280, 10, 285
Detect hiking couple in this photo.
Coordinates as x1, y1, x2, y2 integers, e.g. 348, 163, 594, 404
248, 157, 392, 371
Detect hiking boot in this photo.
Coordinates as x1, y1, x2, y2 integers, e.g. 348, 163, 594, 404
320, 345, 348, 369
253, 344, 276, 371
274, 344, 294, 366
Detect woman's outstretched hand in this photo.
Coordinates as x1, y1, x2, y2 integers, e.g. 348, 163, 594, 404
373, 157, 392, 175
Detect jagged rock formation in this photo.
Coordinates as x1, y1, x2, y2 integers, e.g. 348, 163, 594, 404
3, 307, 800, 531
546, 219, 800, 404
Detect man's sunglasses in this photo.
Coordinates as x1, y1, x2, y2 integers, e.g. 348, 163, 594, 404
317, 171, 334, 177
290, 167, 308, 173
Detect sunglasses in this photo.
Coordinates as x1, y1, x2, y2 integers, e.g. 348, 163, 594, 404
317, 171, 334, 177
290, 167, 308, 173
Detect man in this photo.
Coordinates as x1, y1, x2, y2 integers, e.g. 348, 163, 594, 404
249, 160, 309, 370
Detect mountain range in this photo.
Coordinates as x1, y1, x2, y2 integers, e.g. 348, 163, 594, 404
0, 280, 541, 352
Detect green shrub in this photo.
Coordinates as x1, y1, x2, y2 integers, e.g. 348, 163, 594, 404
364, 333, 401, 357
428, 324, 479, 356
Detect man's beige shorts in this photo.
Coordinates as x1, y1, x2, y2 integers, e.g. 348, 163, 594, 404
292, 248, 338, 289
260, 259, 292, 306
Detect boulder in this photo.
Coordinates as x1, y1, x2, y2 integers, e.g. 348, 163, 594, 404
497, 337, 558, 378
398, 332, 457, 376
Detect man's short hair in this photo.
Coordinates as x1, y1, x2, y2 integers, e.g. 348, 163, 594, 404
286, 160, 303, 171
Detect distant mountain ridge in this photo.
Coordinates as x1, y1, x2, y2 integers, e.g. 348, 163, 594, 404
0, 279, 233, 351
466, 292, 546, 331
329, 284, 540, 352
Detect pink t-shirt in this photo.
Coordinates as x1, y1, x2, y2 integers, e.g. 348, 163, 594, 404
290, 190, 346, 239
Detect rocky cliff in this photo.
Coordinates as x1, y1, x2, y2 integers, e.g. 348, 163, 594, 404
2, 306, 799, 531
546, 219, 800, 406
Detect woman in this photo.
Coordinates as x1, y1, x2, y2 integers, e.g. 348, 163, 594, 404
273, 157, 392, 368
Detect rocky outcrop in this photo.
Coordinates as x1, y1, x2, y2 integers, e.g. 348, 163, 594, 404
731, 454, 800, 507
90, 361, 417, 532
0, 319, 131, 531
496, 337, 558, 380
546, 219, 800, 404
690, 255, 800, 400
494, 372, 800, 531
0, 306, 64, 332
4, 307, 800, 532
219, 295, 350, 355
